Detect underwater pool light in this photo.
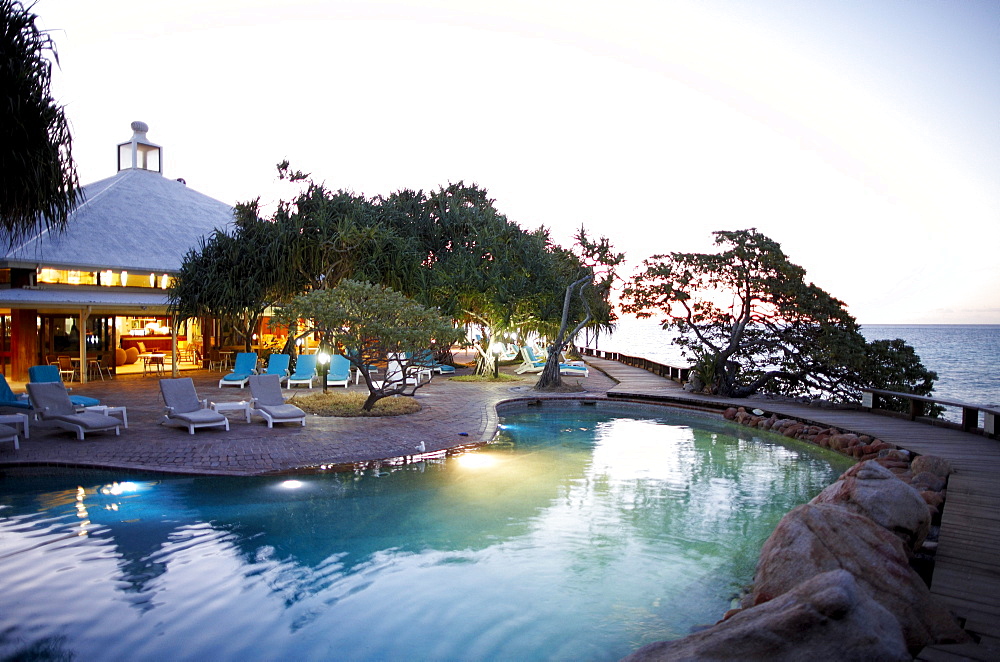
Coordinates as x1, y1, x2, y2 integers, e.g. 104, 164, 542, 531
280, 480, 304, 489
454, 453, 497, 470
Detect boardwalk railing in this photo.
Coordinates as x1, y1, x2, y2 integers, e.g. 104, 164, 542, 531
861, 387, 999, 439
577, 346, 691, 383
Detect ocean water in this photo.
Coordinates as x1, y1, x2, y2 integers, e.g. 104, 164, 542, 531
581, 317, 1000, 412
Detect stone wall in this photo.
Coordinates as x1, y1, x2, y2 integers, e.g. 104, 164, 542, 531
623, 406, 967, 661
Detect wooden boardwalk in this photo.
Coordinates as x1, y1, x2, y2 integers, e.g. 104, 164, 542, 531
585, 357, 1000, 661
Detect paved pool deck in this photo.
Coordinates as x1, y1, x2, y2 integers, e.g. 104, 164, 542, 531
0, 354, 618, 476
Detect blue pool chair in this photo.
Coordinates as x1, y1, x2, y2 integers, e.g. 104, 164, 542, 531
286, 354, 318, 389
219, 352, 258, 388
0, 374, 32, 411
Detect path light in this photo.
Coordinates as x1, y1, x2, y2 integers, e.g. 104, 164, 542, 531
317, 347, 331, 394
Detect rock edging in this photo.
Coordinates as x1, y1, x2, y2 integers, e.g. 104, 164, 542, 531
623, 407, 968, 661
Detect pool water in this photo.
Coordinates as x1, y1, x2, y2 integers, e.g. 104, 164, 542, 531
0, 404, 851, 661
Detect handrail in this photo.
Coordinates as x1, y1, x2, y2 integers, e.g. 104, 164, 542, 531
861, 387, 999, 439
576, 346, 691, 383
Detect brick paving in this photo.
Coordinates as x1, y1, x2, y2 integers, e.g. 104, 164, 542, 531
0, 355, 618, 476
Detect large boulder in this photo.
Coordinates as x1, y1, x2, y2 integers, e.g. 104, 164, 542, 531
623, 570, 909, 662
745, 503, 966, 652
811, 460, 930, 549
910, 454, 951, 479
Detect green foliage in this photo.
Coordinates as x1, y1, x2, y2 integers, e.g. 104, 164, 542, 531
624, 228, 937, 408
536, 228, 622, 389
1, 0, 80, 245
275, 279, 465, 410
168, 200, 293, 351
859, 338, 941, 415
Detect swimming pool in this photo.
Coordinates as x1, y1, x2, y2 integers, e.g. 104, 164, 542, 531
0, 402, 852, 661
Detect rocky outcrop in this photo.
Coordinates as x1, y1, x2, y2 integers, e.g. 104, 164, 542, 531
624, 570, 910, 662
722, 407, 951, 517
745, 503, 966, 652
811, 460, 930, 550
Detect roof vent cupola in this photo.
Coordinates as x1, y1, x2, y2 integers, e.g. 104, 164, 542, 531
117, 121, 162, 174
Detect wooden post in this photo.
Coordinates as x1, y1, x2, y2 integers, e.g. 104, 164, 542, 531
78, 309, 89, 383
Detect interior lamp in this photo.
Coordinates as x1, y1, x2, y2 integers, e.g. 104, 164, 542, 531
120, 271, 128, 287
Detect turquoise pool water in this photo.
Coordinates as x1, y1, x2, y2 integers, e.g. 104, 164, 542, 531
0, 403, 851, 661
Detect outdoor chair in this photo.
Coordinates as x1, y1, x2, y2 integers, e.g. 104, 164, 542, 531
26, 381, 121, 440
514, 346, 546, 374
0, 374, 32, 411
286, 354, 317, 389
325, 354, 351, 388
248, 374, 306, 428
0, 423, 19, 450
159, 377, 230, 434
28, 365, 100, 407
56, 356, 78, 382
261, 353, 291, 379
218, 352, 258, 388
379, 353, 425, 389
413, 349, 455, 375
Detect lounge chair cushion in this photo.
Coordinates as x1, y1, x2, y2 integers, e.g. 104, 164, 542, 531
124, 347, 140, 364
256, 403, 305, 421
48, 411, 122, 431
173, 408, 228, 426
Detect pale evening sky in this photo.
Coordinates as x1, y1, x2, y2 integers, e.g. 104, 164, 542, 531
34, 0, 1000, 324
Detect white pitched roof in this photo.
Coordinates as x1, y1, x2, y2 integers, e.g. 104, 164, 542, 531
1, 168, 234, 273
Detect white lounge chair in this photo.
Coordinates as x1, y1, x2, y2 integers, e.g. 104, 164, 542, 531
26, 381, 121, 440
249, 374, 306, 428
160, 377, 230, 434
514, 346, 546, 374
0, 423, 20, 450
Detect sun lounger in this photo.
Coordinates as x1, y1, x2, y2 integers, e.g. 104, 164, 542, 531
286, 354, 318, 389
28, 365, 101, 407
218, 352, 258, 388
325, 354, 351, 388
0, 374, 32, 411
26, 381, 121, 440
0, 423, 20, 450
160, 377, 230, 434
249, 374, 306, 428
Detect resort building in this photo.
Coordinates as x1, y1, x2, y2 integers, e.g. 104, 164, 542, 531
0, 122, 235, 381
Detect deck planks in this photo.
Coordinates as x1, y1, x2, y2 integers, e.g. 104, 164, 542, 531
585, 356, 1000, 660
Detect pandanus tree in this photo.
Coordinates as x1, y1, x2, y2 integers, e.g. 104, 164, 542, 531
274, 279, 464, 411
380, 182, 559, 375
623, 228, 937, 406
1, 0, 81, 245
535, 229, 622, 390
169, 200, 292, 352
